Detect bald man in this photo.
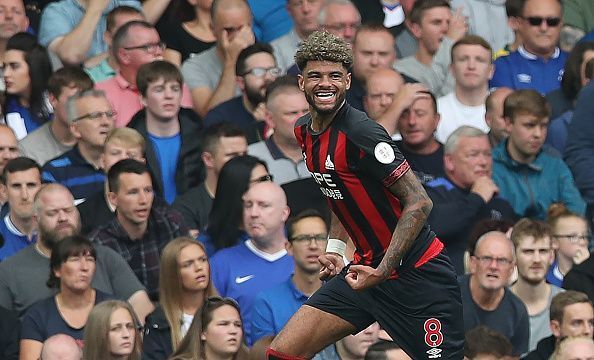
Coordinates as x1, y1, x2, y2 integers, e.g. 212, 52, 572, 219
181, 0, 255, 117
363, 68, 428, 137
485, 87, 513, 148
40, 334, 81, 360
554, 336, 594, 360
460, 231, 530, 356
210, 181, 294, 345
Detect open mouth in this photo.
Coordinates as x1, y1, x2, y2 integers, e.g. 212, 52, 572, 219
314, 91, 336, 103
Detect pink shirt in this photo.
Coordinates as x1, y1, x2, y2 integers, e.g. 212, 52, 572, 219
96, 73, 194, 128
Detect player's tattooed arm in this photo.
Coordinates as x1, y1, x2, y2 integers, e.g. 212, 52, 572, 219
378, 169, 433, 277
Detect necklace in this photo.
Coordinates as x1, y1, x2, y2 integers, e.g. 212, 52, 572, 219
35, 242, 49, 258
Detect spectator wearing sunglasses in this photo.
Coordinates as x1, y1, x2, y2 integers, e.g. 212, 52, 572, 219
210, 181, 294, 345
490, 0, 567, 94
41, 89, 115, 203
95, 21, 193, 128
204, 43, 280, 145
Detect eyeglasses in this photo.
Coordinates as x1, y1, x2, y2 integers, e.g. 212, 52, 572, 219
473, 255, 513, 267
250, 174, 274, 184
242, 67, 281, 78
290, 234, 328, 244
552, 234, 591, 243
72, 110, 117, 122
324, 22, 361, 32
123, 41, 166, 54
522, 16, 561, 27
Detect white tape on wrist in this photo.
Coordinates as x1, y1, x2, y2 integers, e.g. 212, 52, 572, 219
326, 238, 346, 257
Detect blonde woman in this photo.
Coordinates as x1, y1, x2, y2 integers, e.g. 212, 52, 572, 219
143, 237, 217, 360
84, 300, 142, 360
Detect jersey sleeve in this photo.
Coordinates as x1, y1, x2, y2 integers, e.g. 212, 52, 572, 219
349, 115, 410, 188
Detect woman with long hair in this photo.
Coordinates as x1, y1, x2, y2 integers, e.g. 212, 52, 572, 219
20, 235, 114, 360
199, 155, 272, 256
3, 32, 53, 140
162, 0, 215, 65
84, 300, 142, 360
143, 237, 217, 360
169, 297, 248, 360
546, 203, 590, 287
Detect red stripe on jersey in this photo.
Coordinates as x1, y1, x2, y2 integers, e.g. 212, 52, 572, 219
384, 187, 403, 219
414, 237, 444, 268
382, 160, 411, 188
334, 132, 393, 251
334, 199, 372, 265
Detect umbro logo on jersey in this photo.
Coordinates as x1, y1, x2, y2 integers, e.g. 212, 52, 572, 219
235, 275, 255, 284
325, 155, 335, 170
517, 73, 531, 83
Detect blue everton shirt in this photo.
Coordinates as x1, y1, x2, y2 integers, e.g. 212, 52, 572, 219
149, 133, 181, 204
490, 46, 568, 94
0, 214, 36, 261
210, 240, 294, 345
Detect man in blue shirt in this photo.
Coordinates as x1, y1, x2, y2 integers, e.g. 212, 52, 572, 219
0, 157, 41, 261
490, 0, 567, 94
251, 209, 328, 345
210, 181, 294, 345
128, 60, 203, 204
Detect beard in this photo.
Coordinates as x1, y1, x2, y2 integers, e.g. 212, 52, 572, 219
39, 222, 81, 251
304, 90, 345, 116
244, 82, 266, 108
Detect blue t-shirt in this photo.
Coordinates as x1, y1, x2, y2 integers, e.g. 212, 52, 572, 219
490, 46, 568, 94
4, 97, 47, 140
210, 240, 294, 345
21, 290, 114, 344
0, 214, 36, 261
251, 276, 308, 344
149, 133, 181, 204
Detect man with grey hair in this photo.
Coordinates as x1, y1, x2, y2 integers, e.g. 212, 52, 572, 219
459, 230, 529, 355
318, 0, 361, 45
271, 0, 323, 72
41, 89, 115, 203
40, 334, 82, 360
425, 126, 516, 274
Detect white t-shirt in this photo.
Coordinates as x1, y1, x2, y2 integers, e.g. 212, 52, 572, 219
181, 313, 194, 337
436, 92, 489, 143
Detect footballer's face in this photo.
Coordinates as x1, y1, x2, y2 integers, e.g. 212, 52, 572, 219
298, 60, 351, 117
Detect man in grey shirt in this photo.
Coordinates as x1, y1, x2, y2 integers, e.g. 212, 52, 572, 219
19, 67, 93, 166
0, 184, 154, 322
181, 0, 254, 117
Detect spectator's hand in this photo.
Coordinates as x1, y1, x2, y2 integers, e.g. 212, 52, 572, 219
345, 265, 387, 290
221, 26, 255, 64
88, 0, 111, 13
252, 102, 267, 122
574, 247, 590, 265
393, 83, 429, 113
319, 253, 345, 281
447, 8, 468, 42
471, 176, 499, 203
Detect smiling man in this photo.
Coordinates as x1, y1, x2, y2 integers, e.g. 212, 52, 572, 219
267, 30, 464, 360
460, 231, 530, 356
89, 159, 188, 301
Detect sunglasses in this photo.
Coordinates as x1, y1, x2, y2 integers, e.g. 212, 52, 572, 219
522, 16, 561, 27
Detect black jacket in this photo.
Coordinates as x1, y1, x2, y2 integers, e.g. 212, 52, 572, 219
142, 305, 173, 360
522, 335, 555, 360
128, 107, 204, 199
563, 254, 594, 301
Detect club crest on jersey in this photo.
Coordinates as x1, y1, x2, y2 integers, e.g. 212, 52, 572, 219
325, 155, 335, 170
374, 142, 395, 164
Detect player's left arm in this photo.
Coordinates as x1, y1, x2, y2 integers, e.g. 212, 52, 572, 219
378, 169, 433, 278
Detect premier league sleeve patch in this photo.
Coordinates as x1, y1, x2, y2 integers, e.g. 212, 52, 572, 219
374, 142, 396, 164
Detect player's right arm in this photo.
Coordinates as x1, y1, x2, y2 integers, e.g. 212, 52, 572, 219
318, 210, 349, 281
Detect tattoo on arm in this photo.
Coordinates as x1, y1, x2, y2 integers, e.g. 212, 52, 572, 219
377, 170, 433, 277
